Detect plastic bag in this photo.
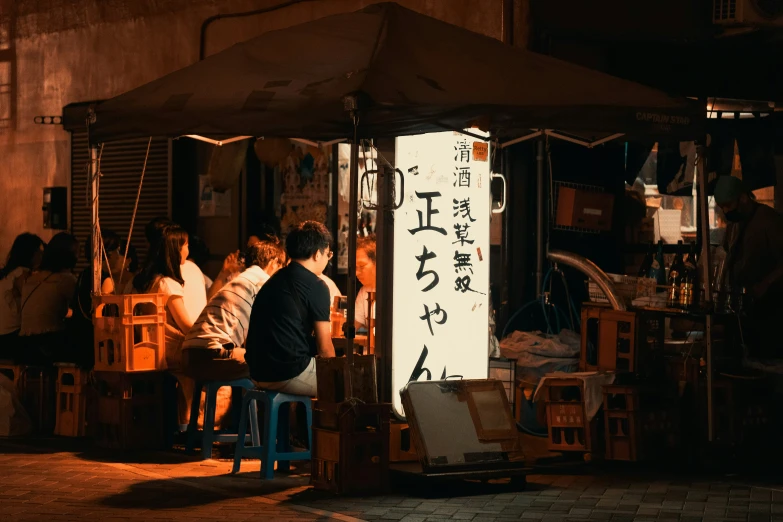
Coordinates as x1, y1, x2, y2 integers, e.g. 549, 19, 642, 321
500, 329, 580, 359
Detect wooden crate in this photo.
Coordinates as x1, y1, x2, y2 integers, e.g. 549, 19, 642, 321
54, 365, 89, 437
315, 355, 377, 405
93, 294, 166, 372
603, 385, 681, 461
603, 385, 640, 461
93, 371, 164, 450
311, 402, 390, 495
543, 378, 595, 453
580, 306, 664, 375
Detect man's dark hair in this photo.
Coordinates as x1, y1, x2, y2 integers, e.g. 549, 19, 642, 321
40, 232, 79, 273
356, 235, 376, 264
285, 221, 332, 261
244, 238, 285, 270
145, 216, 173, 246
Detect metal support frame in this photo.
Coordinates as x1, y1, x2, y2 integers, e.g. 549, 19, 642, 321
500, 129, 626, 150
696, 145, 714, 441
535, 139, 544, 298
182, 134, 252, 146
543, 130, 625, 148
345, 137, 359, 368
89, 145, 101, 296
375, 138, 396, 404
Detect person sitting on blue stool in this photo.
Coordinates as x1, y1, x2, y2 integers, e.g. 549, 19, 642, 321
182, 239, 286, 382
245, 221, 336, 397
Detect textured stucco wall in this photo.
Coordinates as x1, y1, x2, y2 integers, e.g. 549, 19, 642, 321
0, 0, 524, 261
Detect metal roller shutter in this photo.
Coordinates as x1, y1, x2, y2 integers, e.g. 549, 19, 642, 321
70, 132, 171, 271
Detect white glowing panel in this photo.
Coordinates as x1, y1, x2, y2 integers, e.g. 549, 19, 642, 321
392, 130, 491, 418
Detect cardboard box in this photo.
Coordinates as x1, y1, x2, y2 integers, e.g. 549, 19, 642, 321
556, 187, 614, 231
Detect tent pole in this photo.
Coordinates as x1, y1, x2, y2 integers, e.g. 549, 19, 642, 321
90, 144, 101, 296
696, 144, 713, 442
345, 132, 359, 370
536, 138, 545, 298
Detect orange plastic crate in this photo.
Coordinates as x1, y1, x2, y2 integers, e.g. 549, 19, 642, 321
93, 294, 166, 372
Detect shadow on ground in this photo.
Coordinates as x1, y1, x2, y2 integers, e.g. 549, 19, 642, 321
99, 472, 309, 510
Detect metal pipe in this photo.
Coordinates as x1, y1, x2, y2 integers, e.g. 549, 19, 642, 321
536, 139, 544, 298
89, 145, 101, 296
696, 145, 714, 441
345, 138, 359, 366
199, 0, 317, 60
547, 250, 626, 311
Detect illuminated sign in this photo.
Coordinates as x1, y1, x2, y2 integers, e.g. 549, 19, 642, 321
392, 130, 491, 418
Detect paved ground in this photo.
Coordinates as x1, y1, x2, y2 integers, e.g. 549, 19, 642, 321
1, 437, 782, 522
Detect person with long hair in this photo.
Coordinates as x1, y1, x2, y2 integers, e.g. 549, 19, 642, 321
133, 224, 195, 370
18, 232, 79, 365
134, 223, 205, 425
142, 217, 208, 326
0, 233, 45, 359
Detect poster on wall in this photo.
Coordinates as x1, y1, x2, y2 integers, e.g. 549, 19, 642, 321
199, 175, 231, 217
392, 130, 491, 418
279, 143, 330, 235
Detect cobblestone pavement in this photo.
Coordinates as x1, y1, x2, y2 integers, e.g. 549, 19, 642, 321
1, 438, 782, 522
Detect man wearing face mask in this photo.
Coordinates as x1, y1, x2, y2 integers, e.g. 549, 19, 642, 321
716, 176, 783, 357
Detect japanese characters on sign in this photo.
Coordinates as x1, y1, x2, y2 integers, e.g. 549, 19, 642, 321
392, 130, 491, 418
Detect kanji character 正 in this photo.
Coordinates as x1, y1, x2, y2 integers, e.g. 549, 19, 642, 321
408, 191, 447, 236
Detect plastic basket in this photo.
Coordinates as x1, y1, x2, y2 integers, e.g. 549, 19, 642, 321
93, 293, 166, 372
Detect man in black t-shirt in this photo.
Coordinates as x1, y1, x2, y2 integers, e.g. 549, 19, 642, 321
245, 221, 335, 396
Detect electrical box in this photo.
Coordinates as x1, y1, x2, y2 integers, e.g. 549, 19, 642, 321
43, 187, 67, 230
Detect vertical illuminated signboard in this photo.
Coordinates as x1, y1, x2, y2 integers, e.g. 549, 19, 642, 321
392, 130, 491, 418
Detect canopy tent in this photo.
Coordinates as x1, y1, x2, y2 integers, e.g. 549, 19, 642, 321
88, 2, 704, 144
83, 2, 719, 438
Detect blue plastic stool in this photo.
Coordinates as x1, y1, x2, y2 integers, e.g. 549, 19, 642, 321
186, 378, 254, 459
232, 390, 312, 479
